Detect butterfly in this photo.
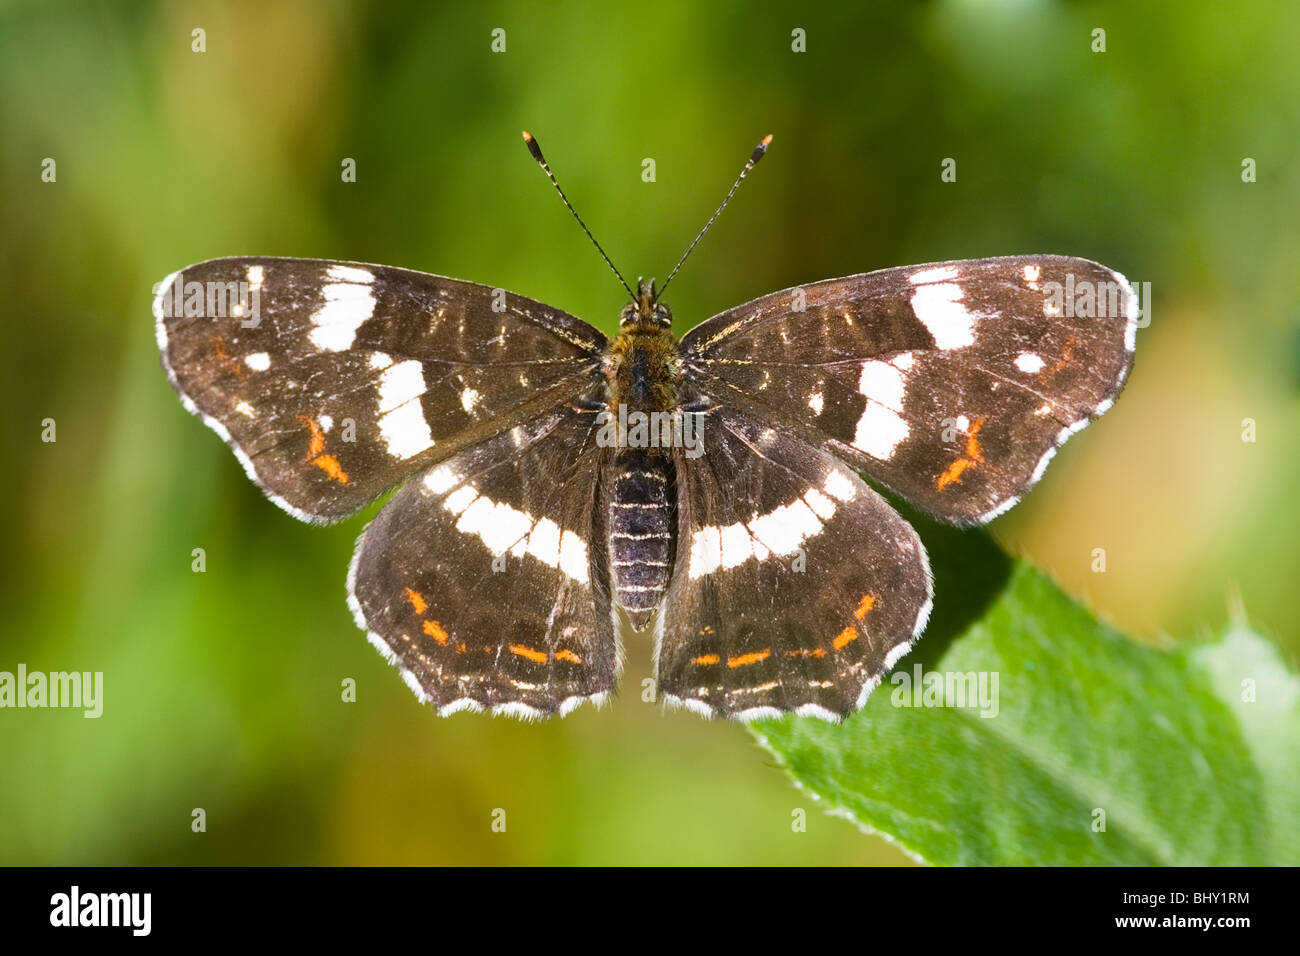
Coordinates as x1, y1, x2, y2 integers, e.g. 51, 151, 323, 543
154, 133, 1137, 721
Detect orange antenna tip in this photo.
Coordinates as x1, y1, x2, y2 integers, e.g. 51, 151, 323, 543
521, 130, 545, 164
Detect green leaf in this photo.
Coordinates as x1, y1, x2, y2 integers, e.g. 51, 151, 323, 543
750, 521, 1300, 866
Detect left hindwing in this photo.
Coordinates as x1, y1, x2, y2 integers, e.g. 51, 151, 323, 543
348, 386, 619, 717
659, 401, 932, 721
682, 255, 1137, 523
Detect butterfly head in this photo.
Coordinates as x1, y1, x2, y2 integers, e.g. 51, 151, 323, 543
620, 278, 672, 328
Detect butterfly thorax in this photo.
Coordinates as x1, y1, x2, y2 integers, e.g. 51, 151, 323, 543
601, 297, 681, 629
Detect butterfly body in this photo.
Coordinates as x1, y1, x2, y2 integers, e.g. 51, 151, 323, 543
601, 284, 684, 627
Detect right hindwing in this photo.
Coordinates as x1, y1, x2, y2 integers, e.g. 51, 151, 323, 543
658, 396, 932, 721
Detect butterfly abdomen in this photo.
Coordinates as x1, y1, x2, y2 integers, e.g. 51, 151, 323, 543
609, 448, 675, 628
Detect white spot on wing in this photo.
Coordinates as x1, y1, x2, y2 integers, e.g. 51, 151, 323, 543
455, 496, 533, 556
460, 387, 482, 413
719, 522, 756, 569
431, 482, 587, 582
1015, 352, 1046, 374
823, 470, 857, 502
525, 517, 561, 566
911, 283, 977, 349
442, 486, 477, 515
744, 500, 821, 560
688, 525, 723, 578
377, 360, 424, 412
908, 265, 960, 284
244, 352, 270, 371
853, 360, 910, 459
803, 488, 836, 519
557, 530, 588, 582
808, 390, 824, 415
376, 360, 433, 459
327, 265, 374, 284
422, 465, 460, 495
310, 278, 376, 352
854, 407, 909, 460
378, 403, 433, 460
859, 360, 905, 412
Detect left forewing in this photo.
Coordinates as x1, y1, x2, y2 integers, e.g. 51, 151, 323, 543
156, 256, 604, 522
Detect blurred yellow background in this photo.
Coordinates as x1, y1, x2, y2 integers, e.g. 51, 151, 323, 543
1, 0, 1297, 864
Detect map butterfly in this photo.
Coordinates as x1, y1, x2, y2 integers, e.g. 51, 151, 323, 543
154, 134, 1137, 721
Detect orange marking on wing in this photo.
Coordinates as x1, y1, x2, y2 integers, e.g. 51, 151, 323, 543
936, 457, 974, 490
936, 417, 985, 490
555, 648, 582, 664
1051, 335, 1078, 374
787, 648, 826, 659
297, 414, 327, 459
296, 415, 349, 483
692, 653, 721, 666
854, 594, 876, 621
727, 649, 771, 668
422, 620, 449, 645
212, 336, 246, 377
455, 642, 466, 654
311, 453, 350, 484
404, 588, 428, 615
833, 627, 858, 650
509, 643, 548, 664
964, 418, 985, 462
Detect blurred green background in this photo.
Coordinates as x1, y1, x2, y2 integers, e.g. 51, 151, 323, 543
2, 0, 1297, 865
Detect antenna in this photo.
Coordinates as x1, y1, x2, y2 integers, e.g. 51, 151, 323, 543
658, 134, 772, 297
521, 131, 635, 301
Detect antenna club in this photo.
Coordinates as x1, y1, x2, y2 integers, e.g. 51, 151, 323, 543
751, 134, 774, 164
521, 130, 545, 165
